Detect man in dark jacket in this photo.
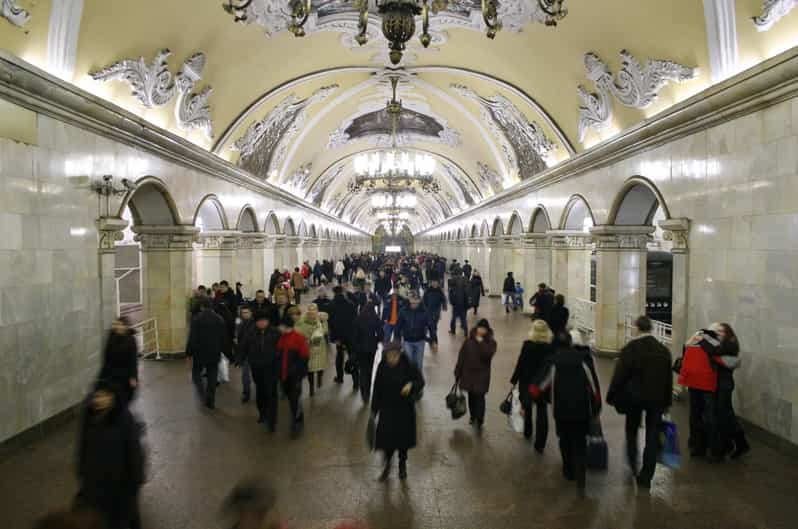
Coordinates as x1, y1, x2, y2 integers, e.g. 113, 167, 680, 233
239, 312, 280, 430
218, 280, 238, 309
422, 279, 447, 352
249, 289, 272, 318
607, 315, 672, 488
502, 272, 516, 313
374, 269, 393, 302
236, 306, 255, 403
328, 286, 357, 385
462, 260, 473, 281
312, 287, 333, 315
448, 272, 469, 336
186, 299, 227, 409
529, 283, 554, 323
395, 294, 433, 372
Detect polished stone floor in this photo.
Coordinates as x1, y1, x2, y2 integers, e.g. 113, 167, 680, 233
1, 299, 796, 529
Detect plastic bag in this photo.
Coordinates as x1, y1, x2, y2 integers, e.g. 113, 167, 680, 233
508, 389, 524, 434
658, 415, 681, 469
218, 355, 230, 383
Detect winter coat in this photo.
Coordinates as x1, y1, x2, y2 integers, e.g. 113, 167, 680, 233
249, 299, 273, 318
371, 354, 425, 451
185, 310, 226, 365
291, 272, 305, 291
352, 309, 383, 356
99, 330, 138, 402
328, 294, 357, 343
448, 275, 469, 309
239, 327, 279, 372
313, 296, 333, 315
276, 330, 310, 382
530, 290, 554, 321
530, 346, 601, 431
503, 276, 516, 294
607, 334, 672, 412
395, 306, 433, 343
455, 333, 497, 394
381, 294, 406, 324
510, 341, 554, 405
468, 276, 485, 307
272, 303, 296, 327
422, 287, 447, 315
678, 330, 721, 391
295, 314, 329, 373
214, 301, 236, 360
235, 319, 254, 358
334, 261, 345, 276
714, 338, 741, 390
374, 276, 392, 301
268, 272, 283, 294
549, 305, 570, 336
462, 263, 472, 278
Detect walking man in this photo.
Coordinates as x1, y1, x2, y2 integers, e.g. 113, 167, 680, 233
395, 293, 433, 372
186, 298, 226, 409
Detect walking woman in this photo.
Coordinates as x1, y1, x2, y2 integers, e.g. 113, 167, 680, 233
277, 310, 310, 437
511, 319, 554, 452
295, 303, 329, 396
352, 301, 383, 404
454, 319, 497, 430
98, 317, 139, 406
711, 322, 750, 459
371, 341, 425, 481
468, 270, 485, 315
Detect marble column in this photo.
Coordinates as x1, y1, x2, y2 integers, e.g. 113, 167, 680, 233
133, 225, 199, 353
591, 225, 654, 355
304, 240, 321, 267
486, 237, 503, 296
660, 218, 690, 358
520, 233, 551, 314
548, 231, 592, 303
262, 236, 277, 281
236, 233, 266, 296
96, 217, 129, 329
194, 231, 238, 287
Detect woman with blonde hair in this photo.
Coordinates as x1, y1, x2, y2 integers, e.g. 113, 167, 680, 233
295, 303, 329, 396
510, 318, 555, 452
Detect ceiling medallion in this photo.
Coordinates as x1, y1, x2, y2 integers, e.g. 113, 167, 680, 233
223, 0, 567, 66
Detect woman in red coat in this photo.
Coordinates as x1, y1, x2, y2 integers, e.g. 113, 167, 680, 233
277, 309, 310, 438
454, 319, 497, 430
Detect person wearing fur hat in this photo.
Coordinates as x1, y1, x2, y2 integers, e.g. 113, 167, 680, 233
371, 341, 425, 481
454, 319, 497, 430
295, 303, 329, 396
511, 319, 555, 450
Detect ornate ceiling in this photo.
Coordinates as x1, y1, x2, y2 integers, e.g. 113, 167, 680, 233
3, 0, 798, 232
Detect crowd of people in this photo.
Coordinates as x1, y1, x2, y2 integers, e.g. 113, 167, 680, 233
54, 250, 751, 528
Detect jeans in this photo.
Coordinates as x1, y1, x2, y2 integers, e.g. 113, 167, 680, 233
192, 361, 218, 407
403, 340, 425, 371
522, 400, 549, 450
558, 421, 588, 489
450, 306, 468, 334
241, 361, 251, 398
250, 367, 277, 429
625, 407, 663, 482
467, 391, 486, 425
358, 351, 375, 403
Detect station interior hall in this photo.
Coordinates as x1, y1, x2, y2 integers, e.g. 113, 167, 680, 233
1, 1, 798, 528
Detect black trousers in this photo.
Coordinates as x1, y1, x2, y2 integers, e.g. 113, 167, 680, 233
467, 391, 486, 425
716, 382, 743, 449
307, 371, 323, 395
625, 407, 663, 482
522, 400, 549, 450
335, 342, 347, 380
281, 378, 303, 428
295, 290, 302, 305
76, 485, 138, 529
357, 351, 375, 403
688, 388, 717, 454
250, 367, 277, 429
558, 422, 588, 489
450, 306, 468, 334
384, 447, 408, 464
192, 361, 218, 407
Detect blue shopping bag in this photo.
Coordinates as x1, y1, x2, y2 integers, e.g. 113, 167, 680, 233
658, 416, 681, 469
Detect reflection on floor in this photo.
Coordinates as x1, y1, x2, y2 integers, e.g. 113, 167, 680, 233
1, 299, 796, 529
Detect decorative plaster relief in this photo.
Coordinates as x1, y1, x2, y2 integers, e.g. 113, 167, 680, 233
231, 85, 338, 180
578, 50, 698, 143
752, 0, 797, 31
477, 162, 502, 194
91, 49, 176, 108
175, 53, 214, 140
1, 0, 31, 28
307, 163, 344, 206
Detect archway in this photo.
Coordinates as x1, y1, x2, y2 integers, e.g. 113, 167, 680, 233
236, 206, 259, 232
529, 206, 551, 233
193, 195, 228, 232
560, 194, 595, 232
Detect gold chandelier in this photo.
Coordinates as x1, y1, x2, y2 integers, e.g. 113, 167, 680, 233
223, 0, 568, 65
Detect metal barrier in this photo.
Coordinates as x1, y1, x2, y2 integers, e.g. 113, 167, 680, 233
115, 266, 141, 317
572, 298, 597, 333
623, 313, 672, 346
132, 318, 161, 360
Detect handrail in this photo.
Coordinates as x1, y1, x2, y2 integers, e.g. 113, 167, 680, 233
572, 298, 596, 333
132, 318, 161, 360
623, 313, 672, 345
114, 267, 141, 317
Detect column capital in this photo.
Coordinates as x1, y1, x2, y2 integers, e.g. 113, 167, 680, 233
547, 230, 593, 249
237, 233, 267, 249
658, 217, 690, 253
133, 224, 199, 251
522, 232, 550, 249
196, 230, 240, 250
96, 216, 128, 253
590, 225, 654, 251
500, 235, 520, 248
303, 239, 321, 248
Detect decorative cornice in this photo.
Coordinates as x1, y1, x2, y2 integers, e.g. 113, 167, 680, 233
752, 0, 797, 31
197, 230, 239, 250
589, 225, 653, 251
658, 218, 690, 253
175, 52, 214, 140
547, 230, 592, 249
96, 216, 128, 253
132, 225, 199, 251
1, 0, 30, 28
90, 49, 176, 108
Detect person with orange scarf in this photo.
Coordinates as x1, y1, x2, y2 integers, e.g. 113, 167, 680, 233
381, 290, 405, 343
276, 309, 310, 438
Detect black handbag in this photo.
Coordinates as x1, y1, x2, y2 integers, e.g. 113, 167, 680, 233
499, 389, 513, 415
586, 418, 608, 471
445, 383, 459, 409
344, 357, 358, 375
672, 356, 683, 375
446, 383, 467, 420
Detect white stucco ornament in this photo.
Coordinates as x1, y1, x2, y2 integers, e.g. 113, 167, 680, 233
752, 0, 797, 31
175, 52, 214, 140
91, 49, 176, 108
1, 0, 31, 28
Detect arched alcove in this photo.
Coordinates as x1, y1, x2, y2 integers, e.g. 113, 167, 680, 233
309, 224, 318, 239
236, 206, 258, 232
529, 206, 551, 233
560, 195, 595, 232
284, 218, 297, 237
507, 212, 524, 236
491, 217, 504, 237
470, 224, 479, 238
480, 220, 490, 239
608, 177, 671, 225
193, 195, 228, 231
297, 220, 308, 238
120, 177, 180, 226
264, 212, 280, 235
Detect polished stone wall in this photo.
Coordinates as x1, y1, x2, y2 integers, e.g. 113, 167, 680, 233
419, 97, 798, 445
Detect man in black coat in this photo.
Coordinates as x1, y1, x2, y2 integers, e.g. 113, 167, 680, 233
328, 286, 357, 385
249, 289, 272, 318
447, 272, 469, 336
530, 283, 554, 323
238, 312, 280, 430
462, 260, 473, 281
374, 269, 393, 302
186, 299, 227, 409
422, 279, 447, 352
606, 315, 672, 488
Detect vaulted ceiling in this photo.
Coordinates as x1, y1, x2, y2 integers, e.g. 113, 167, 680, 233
3, 0, 798, 232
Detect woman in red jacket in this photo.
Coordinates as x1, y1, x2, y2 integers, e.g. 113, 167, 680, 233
277, 308, 310, 438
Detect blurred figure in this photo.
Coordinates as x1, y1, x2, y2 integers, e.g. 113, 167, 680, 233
549, 294, 570, 342
395, 293, 433, 372
502, 272, 516, 313
32, 510, 104, 529
422, 278, 447, 354
236, 305, 255, 404
455, 319, 497, 431
511, 319, 554, 451
371, 342, 425, 481
711, 322, 750, 460
448, 271, 469, 334
75, 380, 145, 529
222, 478, 279, 529
329, 286, 357, 386
98, 316, 138, 406
468, 270, 485, 315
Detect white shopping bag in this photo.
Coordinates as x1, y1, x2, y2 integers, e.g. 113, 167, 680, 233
508, 388, 524, 434
217, 355, 230, 383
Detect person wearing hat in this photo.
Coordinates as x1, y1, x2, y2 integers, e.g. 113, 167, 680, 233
239, 311, 280, 430
277, 316, 310, 437
395, 293, 434, 372
454, 319, 497, 430
511, 319, 555, 450
371, 341, 425, 481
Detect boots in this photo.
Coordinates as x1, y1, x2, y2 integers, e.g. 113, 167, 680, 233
731, 432, 750, 459
398, 459, 407, 480
379, 459, 392, 482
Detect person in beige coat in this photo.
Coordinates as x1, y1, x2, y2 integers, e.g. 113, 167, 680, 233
295, 303, 329, 396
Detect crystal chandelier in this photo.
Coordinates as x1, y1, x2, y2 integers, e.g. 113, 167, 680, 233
371, 192, 417, 208
222, 1, 568, 66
